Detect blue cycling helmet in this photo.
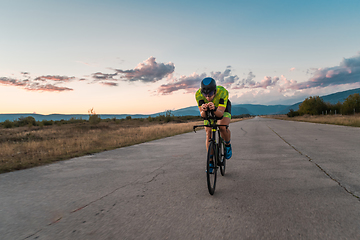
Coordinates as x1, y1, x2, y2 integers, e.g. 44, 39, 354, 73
201, 77, 216, 96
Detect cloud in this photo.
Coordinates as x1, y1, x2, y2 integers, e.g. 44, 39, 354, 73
288, 54, 360, 90
230, 53, 360, 92
258, 76, 279, 88
232, 72, 256, 89
290, 67, 296, 72
276, 75, 299, 92
156, 66, 242, 95
30, 75, 75, 91
233, 73, 279, 89
25, 83, 73, 92
0, 76, 74, 92
1, 56, 176, 92
34, 75, 76, 82
157, 66, 242, 95
158, 72, 207, 95
210, 66, 239, 87
115, 56, 175, 82
100, 82, 118, 87
92, 72, 118, 81
3, 53, 360, 96
0, 77, 28, 87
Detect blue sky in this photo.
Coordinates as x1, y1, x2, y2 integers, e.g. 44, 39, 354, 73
1, 0, 360, 114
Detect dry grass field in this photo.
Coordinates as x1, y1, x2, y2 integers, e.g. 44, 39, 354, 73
0, 118, 245, 173
266, 114, 360, 127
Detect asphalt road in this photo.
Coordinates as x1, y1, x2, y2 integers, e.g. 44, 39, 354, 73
1, 117, 360, 239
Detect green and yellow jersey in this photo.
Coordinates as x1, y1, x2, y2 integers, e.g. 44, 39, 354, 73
195, 85, 231, 121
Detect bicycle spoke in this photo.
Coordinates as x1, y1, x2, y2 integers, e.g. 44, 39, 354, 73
206, 142, 217, 195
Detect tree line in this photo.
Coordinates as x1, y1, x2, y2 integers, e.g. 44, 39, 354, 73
1, 109, 251, 129
288, 93, 360, 117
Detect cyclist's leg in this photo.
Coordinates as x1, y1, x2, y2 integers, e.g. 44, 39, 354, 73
204, 120, 215, 171
204, 120, 212, 151
218, 115, 231, 142
219, 99, 232, 142
218, 114, 232, 159
204, 122, 214, 173
205, 126, 212, 151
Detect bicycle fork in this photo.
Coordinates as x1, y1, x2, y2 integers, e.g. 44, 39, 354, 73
211, 129, 219, 167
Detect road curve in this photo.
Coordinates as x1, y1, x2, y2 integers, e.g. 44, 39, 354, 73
1, 117, 360, 239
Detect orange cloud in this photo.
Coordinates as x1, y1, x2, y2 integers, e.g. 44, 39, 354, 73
25, 84, 73, 92
115, 56, 175, 82
0, 76, 73, 92
34, 75, 75, 82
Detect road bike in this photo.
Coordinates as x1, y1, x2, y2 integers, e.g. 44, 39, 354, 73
193, 111, 229, 195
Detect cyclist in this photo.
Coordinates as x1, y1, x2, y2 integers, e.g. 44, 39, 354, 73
195, 77, 232, 171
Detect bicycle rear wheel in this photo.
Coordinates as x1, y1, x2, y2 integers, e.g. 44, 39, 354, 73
206, 141, 217, 195
219, 138, 226, 176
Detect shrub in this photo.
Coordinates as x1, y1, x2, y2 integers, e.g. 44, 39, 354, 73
89, 114, 101, 124
17, 116, 37, 127
68, 117, 85, 124
88, 108, 101, 124
3, 120, 14, 128
298, 96, 327, 115
342, 93, 360, 115
287, 109, 300, 117
42, 120, 54, 126
163, 110, 174, 123
327, 102, 342, 115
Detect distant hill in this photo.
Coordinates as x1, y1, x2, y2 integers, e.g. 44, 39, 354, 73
0, 113, 155, 123
165, 106, 200, 116
278, 87, 360, 114
163, 105, 253, 116
231, 106, 252, 115
2, 87, 359, 122
234, 104, 289, 115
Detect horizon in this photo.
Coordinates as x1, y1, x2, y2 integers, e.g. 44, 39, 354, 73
1, 1, 360, 115
2, 86, 359, 116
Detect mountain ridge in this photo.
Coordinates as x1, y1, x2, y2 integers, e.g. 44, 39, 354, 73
278, 87, 360, 114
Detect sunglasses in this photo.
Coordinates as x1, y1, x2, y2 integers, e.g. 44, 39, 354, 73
203, 91, 215, 97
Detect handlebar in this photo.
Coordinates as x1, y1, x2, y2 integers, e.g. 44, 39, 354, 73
193, 110, 228, 133
204, 109, 217, 120
193, 124, 229, 133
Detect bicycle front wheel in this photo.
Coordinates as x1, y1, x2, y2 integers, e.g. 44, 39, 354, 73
219, 138, 226, 176
206, 141, 217, 195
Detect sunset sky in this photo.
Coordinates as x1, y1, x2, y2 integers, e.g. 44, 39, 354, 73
1, 0, 360, 114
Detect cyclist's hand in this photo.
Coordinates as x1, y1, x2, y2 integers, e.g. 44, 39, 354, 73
201, 103, 208, 111
208, 102, 215, 111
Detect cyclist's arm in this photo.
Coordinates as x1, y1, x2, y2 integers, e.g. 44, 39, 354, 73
199, 106, 208, 118
214, 106, 225, 118
208, 102, 225, 118
213, 92, 228, 118
198, 100, 208, 118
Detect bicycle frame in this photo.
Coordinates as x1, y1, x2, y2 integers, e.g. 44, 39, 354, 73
193, 111, 229, 161
193, 120, 228, 163
193, 111, 229, 142
193, 110, 229, 195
